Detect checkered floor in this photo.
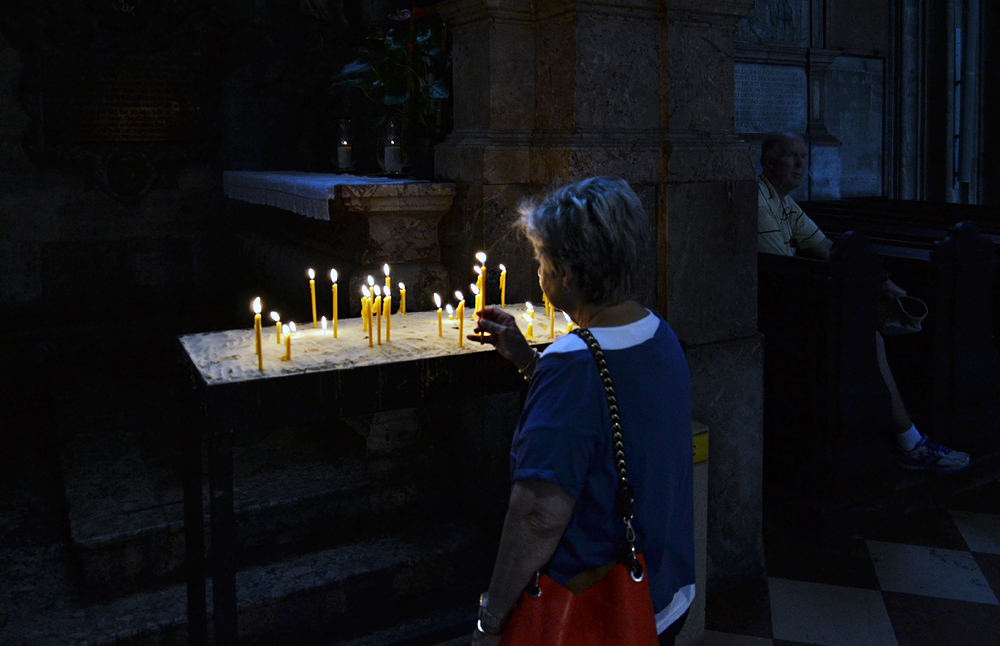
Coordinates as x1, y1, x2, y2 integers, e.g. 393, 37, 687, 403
705, 484, 1000, 646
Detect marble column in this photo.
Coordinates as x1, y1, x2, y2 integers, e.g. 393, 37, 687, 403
435, 0, 762, 590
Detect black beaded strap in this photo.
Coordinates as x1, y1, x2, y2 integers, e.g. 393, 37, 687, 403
571, 327, 644, 582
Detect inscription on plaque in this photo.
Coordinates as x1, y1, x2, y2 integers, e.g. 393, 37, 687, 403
735, 63, 807, 135
43, 52, 202, 143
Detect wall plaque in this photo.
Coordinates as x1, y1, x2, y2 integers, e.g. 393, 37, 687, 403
735, 63, 807, 135
42, 52, 202, 143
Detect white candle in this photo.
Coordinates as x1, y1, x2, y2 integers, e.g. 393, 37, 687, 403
385, 145, 401, 173
337, 144, 352, 170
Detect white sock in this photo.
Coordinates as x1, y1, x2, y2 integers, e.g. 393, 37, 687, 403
896, 424, 923, 451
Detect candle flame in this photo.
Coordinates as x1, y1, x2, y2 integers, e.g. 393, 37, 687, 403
308, 268, 315, 280
454, 290, 463, 302
282, 324, 290, 335
563, 311, 572, 323
446, 304, 454, 316
474, 265, 482, 275
362, 286, 370, 298
373, 285, 381, 297
383, 285, 390, 297
525, 301, 534, 312
330, 268, 338, 283
383, 263, 390, 277
499, 263, 506, 272
476, 252, 487, 264
321, 316, 327, 331
399, 282, 405, 290
434, 292, 441, 308
367, 275, 375, 287
522, 313, 532, 322
252, 297, 261, 314
470, 283, 480, 296
289, 322, 297, 334
271, 311, 280, 322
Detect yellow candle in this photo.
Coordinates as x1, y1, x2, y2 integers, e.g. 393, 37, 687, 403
470, 282, 480, 319
308, 268, 317, 328
365, 276, 375, 331
399, 282, 406, 314
383, 291, 391, 342
362, 286, 370, 332
281, 323, 294, 361
383, 263, 391, 290
373, 286, 382, 346
455, 290, 465, 348
476, 252, 487, 307
330, 269, 338, 338
526, 301, 534, 328
434, 293, 442, 336
563, 311, 575, 333
252, 297, 263, 370
549, 302, 555, 339
271, 311, 281, 343
499, 264, 506, 308
522, 312, 534, 339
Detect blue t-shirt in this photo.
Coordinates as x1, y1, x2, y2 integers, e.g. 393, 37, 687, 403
510, 311, 695, 630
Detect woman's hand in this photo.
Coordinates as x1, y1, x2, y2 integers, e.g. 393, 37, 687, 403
469, 306, 536, 370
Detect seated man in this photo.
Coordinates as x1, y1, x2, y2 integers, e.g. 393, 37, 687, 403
757, 131, 970, 473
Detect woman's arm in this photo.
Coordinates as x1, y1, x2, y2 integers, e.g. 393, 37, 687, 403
473, 478, 576, 644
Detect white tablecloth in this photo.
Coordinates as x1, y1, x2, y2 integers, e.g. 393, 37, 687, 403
222, 171, 418, 220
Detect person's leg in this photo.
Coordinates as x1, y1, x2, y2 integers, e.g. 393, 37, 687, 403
875, 332, 970, 471
875, 332, 913, 435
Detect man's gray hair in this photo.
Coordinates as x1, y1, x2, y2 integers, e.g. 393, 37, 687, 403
518, 176, 647, 306
761, 131, 803, 165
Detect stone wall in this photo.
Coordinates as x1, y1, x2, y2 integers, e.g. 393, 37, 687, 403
735, 0, 887, 199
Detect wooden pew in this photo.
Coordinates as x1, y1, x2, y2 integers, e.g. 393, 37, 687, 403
758, 232, 895, 532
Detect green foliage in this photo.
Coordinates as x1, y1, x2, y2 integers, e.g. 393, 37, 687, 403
333, 15, 450, 140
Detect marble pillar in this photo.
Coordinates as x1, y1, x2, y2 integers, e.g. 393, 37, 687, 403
435, 0, 762, 590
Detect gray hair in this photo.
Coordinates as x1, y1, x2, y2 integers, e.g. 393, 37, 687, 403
760, 131, 803, 166
518, 177, 648, 305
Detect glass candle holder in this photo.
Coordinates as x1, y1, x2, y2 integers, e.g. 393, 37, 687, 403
336, 119, 353, 172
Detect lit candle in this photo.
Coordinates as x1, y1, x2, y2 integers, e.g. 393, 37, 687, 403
337, 142, 352, 170
252, 297, 263, 370
455, 292, 465, 348
563, 311, 575, 333
473, 267, 483, 315
362, 285, 371, 333
281, 322, 296, 361
383, 263, 391, 290
308, 268, 317, 328
549, 300, 555, 339
522, 312, 534, 339
446, 304, 454, 322
470, 282, 480, 319
476, 251, 487, 308
526, 301, 534, 327
499, 264, 507, 308
330, 269, 338, 338
373, 285, 382, 345
321, 316, 327, 334
271, 311, 281, 344
399, 282, 406, 314
383, 286, 391, 342
434, 292, 443, 336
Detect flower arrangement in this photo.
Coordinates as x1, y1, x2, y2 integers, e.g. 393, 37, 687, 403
334, 8, 450, 142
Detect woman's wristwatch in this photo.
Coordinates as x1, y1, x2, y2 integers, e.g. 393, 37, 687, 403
477, 592, 507, 636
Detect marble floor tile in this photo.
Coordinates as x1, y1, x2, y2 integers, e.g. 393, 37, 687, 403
704, 632, 773, 646
867, 540, 999, 605
882, 592, 1000, 646
768, 577, 897, 646
950, 511, 1000, 554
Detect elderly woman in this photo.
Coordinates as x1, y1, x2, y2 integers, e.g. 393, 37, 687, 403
470, 177, 695, 646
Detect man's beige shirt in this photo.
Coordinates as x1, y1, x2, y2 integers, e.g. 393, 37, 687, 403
757, 175, 824, 256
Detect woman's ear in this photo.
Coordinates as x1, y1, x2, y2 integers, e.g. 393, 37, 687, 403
561, 265, 576, 292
